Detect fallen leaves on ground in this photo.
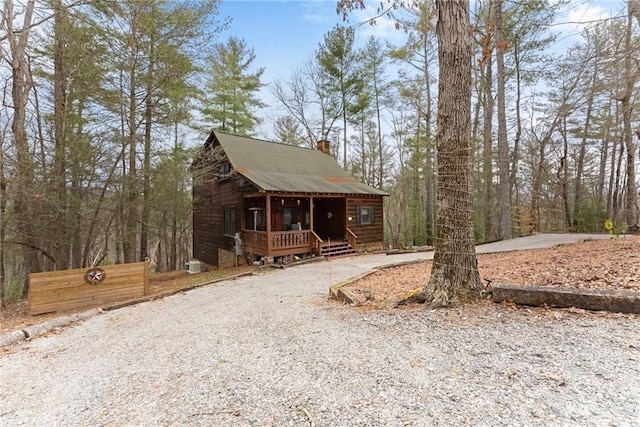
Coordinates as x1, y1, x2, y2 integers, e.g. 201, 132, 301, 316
345, 235, 640, 308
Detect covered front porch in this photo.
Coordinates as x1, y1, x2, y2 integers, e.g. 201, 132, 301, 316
241, 193, 357, 259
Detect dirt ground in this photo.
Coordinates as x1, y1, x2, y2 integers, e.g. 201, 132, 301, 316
2, 236, 639, 335
0, 265, 255, 335
344, 235, 640, 308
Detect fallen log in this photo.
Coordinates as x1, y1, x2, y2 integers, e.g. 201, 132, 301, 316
491, 283, 640, 314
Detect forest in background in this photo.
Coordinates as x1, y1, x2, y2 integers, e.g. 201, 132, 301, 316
1, 0, 638, 305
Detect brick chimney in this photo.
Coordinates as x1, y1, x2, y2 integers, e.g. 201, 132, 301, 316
317, 140, 330, 155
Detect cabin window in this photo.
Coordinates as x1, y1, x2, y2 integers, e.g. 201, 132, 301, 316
224, 209, 236, 236
356, 206, 374, 225
219, 162, 231, 181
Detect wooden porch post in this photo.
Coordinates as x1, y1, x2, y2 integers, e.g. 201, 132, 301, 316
309, 196, 314, 232
266, 195, 272, 254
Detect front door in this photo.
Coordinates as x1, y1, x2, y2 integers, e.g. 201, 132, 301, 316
313, 197, 345, 241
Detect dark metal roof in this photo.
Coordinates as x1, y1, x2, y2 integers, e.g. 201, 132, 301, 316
212, 132, 387, 196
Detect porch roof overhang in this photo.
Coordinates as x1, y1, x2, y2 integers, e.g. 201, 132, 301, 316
238, 170, 388, 196
242, 191, 384, 198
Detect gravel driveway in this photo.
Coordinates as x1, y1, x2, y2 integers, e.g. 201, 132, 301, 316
1, 234, 638, 426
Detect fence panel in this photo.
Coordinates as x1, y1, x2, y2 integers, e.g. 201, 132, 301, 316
29, 261, 149, 315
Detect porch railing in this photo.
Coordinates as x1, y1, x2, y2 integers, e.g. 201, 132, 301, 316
242, 229, 313, 257
242, 230, 268, 255
310, 231, 323, 256
346, 228, 358, 250
272, 230, 311, 253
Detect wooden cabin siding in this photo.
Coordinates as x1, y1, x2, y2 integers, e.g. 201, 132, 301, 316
193, 172, 245, 267
346, 195, 384, 251
192, 182, 217, 266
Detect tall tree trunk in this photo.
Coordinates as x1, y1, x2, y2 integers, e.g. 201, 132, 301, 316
372, 57, 384, 189
343, 97, 348, 168
573, 64, 597, 230
0, 127, 6, 305
71, 101, 85, 268
5, 0, 40, 298
170, 123, 179, 271
52, 0, 71, 270
424, 30, 435, 246
607, 110, 620, 220
597, 134, 609, 207
559, 116, 572, 230
510, 35, 523, 232
471, 75, 482, 239
607, 131, 618, 219
495, 0, 512, 239
412, 123, 421, 245
422, 0, 481, 307
425, 143, 435, 246
116, 203, 124, 264
613, 136, 625, 223
482, 45, 494, 241
360, 116, 366, 182
140, 40, 155, 262
124, 53, 139, 263
622, 12, 638, 229
140, 101, 152, 262
530, 134, 547, 233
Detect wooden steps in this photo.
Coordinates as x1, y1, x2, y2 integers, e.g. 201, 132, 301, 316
321, 241, 356, 258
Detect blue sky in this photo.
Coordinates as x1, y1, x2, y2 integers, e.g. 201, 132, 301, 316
218, 1, 340, 79
215, 0, 628, 138
217, 0, 404, 80
217, 0, 346, 135
216, 0, 408, 137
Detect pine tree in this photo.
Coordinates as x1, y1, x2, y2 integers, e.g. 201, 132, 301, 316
316, 25, 364, 167
202, 36, 265, 136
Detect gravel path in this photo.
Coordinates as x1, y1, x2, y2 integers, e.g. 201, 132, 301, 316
1, 234, 638, 426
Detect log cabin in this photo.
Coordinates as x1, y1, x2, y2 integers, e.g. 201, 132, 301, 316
191, 131, 387, 268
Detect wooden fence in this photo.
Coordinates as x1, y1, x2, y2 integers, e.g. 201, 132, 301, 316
29, 261, 149, 315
